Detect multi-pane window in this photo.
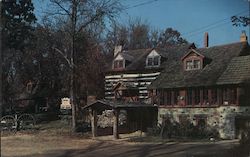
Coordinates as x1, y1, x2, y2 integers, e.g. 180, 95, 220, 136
211, 89, 217, 104
186, 60, 193, 70
194, 88, 200, 105
166, 91, 172, 106
193, 60, 201, 69
147, 58, 153, 66
147, 56, 160, 67
185, 59, 201, 70
114, 60, 124, 69
187, 89, 192, 106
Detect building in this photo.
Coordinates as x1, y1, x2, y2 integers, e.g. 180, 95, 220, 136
104, 44, 195, 101
148, 32, 250, 139
104, 32, 250, 139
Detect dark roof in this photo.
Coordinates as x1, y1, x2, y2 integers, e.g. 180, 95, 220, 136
82, 100, 157, 111
106, 44, 194, 72
217, 55, 250, 85
149, 42, 250, 89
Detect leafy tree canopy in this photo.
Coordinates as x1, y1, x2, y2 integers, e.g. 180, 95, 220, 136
2, 0, 37, 51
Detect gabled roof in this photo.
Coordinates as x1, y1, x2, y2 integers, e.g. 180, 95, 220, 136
149, 42, 250, 89
181, 48, 205, 61
106, 44, 194, 73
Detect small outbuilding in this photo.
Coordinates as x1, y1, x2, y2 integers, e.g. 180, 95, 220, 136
82, 100, 158, 139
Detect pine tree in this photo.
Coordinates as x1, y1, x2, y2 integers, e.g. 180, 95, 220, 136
2, 0, 36, 51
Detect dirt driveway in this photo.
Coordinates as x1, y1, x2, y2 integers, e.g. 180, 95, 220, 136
1, 132, 238, 157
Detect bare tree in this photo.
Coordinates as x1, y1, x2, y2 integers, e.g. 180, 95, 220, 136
43, 0, 121, 132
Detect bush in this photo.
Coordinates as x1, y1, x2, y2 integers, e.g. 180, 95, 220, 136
159, 119, 219, 140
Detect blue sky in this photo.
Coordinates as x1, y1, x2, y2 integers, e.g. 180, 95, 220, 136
34, 0, 249, 47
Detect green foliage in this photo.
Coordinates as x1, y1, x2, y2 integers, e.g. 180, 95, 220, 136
231, 16, 250, 27
159, 118, 219, 139
2, 0, 37, 50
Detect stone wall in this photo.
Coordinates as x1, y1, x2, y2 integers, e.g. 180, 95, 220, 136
158, 106, 250, 139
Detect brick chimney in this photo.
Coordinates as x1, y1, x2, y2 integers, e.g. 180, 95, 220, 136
240, 31, 248, 42
204, 32, 209, 48
114, 45, 122, 57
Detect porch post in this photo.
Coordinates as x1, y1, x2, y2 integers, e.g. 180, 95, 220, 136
113, 109, 120, 139
91, 109, 97, 137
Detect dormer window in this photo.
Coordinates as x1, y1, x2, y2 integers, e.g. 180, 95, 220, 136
181, 49, 204, 71
147, 56, 160, 67
185, 59, 201, 70
114, 60, 124, 69
146, 50, 161, 67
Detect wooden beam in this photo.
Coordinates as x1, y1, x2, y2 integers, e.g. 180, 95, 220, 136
113, 109, 120, 139
91, 109, 97, 138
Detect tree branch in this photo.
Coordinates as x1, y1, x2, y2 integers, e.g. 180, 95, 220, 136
52, 47, 77, 69
51, 0, 71, 16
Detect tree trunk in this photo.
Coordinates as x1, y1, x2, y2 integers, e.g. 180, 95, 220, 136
0, 1, 2, 118
70, 0, 77, 132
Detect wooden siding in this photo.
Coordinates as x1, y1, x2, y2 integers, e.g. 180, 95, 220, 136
105, 72, 160, 100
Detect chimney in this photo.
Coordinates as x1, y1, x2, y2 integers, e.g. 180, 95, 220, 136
114, 45, 122, 57
204, 32, 209, 48
240, 31, 248, 42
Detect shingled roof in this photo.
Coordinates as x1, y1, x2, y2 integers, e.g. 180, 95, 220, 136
217, 55, 250, 85
106, 44, 195, 73
149, 42, 250, 89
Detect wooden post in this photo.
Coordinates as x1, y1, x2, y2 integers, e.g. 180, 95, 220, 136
113, 109, 120, 139
91, 109, 97, 138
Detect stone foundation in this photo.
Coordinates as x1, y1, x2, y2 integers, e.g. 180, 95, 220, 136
158, 106, 250, 139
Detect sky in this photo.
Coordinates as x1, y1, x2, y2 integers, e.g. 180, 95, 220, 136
33, 0, 249, 48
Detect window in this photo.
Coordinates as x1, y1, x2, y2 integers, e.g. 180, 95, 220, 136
194, 88, 200, 105
186, 60, 193, 70
187, 89, 192, 106
147, 57, 153, 66
185, 59, 202, 70
211, 89, 217, 104
165, 91, 171, 106
203, 89, 208, 104
193, 60, 201, 69
114, 60, 124, 69
153, 56, 160, 66
147, 56, 160, 67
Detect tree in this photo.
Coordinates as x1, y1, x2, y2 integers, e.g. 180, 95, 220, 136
231, 16, 250, 27
104, 19, 188, 56
157, 28, 188, 48
1, 0, 36, 51
129, 18, 150, 49
44, 0, 121, 132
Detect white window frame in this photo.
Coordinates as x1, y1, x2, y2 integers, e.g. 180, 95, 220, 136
146, 56, 161, 67
185, 59, 201, 71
